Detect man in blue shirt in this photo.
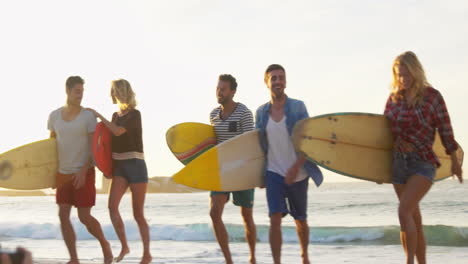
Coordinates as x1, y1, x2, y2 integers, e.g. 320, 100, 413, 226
255, 64, 323, 264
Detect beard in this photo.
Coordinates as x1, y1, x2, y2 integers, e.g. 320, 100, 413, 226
271, 86, 285, 99
217, 96, 228, 104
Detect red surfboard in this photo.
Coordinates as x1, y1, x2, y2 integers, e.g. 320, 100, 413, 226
93, 122, 113, 178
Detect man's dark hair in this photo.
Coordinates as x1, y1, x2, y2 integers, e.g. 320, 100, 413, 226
65, 76, 85, 90
264, 64, 286, 82
218, 74, 237, 91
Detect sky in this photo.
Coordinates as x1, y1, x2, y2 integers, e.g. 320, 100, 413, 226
0, 0, 467, 183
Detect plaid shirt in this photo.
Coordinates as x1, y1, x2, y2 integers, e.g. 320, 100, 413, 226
384, 87, 458, 167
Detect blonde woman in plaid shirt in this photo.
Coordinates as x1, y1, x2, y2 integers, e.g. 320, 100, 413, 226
384, 51, 463, 264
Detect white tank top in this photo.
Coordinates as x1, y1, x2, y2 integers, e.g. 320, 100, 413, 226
266, 115, 307, 182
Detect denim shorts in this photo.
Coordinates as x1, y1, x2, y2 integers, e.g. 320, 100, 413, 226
265, 170, 309, 220
392, 152, 436, 184
113, 159, 148, 184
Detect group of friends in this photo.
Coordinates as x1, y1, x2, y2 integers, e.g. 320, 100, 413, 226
41, 51, 462, 264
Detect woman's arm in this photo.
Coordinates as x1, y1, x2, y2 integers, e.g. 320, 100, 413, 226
87, 108, 126, 136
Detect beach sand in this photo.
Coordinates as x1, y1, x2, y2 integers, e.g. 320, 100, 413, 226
27, 241, 468, 264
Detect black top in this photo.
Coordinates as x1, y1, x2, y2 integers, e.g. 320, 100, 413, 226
111, 109, 143, 153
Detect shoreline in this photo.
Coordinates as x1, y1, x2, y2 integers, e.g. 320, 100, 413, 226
28, 243, 468, 264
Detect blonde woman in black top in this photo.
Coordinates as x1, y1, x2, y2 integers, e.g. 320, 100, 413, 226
88, 79, 152, 264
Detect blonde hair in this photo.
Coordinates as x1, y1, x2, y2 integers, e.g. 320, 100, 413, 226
111, 79, 137, 110
391, 51, 431, 106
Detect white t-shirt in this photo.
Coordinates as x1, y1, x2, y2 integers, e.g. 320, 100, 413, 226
266, 115, 307, 182
48, 107, 97, 174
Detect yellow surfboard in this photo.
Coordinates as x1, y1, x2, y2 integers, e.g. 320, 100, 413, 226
172, 130, 265, 191
146, 176, 204, 193
0, 139, 58, 190
292, 113, 464, 183
166, 122, 217, 165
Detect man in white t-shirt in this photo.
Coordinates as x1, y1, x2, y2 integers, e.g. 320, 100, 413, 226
48, 76, 113, 264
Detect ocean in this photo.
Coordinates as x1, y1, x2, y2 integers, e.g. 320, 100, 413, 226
1, 180, 467, 263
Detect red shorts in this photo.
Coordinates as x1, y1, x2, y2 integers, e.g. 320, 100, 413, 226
56, 168, 96, 207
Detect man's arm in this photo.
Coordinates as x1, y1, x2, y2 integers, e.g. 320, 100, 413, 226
298, 101, 309, 120
285, 154, 306, 185
85, 132, 94, 169
285, 101, 309, 184
254, 107, 262, 129
240, 109, 255, 133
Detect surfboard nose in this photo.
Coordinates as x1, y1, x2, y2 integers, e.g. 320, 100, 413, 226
165, 125, 178, 151
172, 147, 222, 191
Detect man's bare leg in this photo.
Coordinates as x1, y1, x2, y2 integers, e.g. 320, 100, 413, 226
59, 204, 79, 264
241, 207, 257, 264
77, 207, 113, 264
295, 219, 310, 264
270, 212, 282, 264
210, 194, 233, 264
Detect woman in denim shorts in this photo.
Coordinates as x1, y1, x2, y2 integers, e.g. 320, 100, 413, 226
88, 79, 152, 264
384, 51, 463, 264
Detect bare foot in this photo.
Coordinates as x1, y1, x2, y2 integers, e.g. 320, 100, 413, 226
102, 241, 114, 264
302, 258, 310, 264
115, 247, 130, 262
66, 260, 80, 264
140, 253, 152, 264
250, 256, 257, 264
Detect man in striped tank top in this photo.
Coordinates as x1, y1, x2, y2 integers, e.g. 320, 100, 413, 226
209, 74, 257, 264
